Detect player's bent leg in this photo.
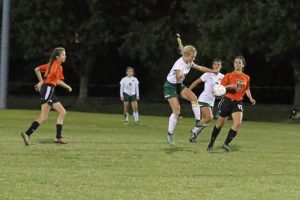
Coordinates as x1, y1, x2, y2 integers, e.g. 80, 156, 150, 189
231, 111, 243, 131
202, 107, 213, 124
190, 107, 213, 143
53, 102, 67, 124
21, 103, 51, 146
36, 103, 52, 124
180, 88, 200, 121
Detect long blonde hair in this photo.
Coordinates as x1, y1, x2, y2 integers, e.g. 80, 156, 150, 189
176, 33, 197, 56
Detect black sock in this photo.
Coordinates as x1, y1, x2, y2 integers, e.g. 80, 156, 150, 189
25, 121, 40, 136
56, 124, 63, 139
224, 128, 237, 145
210, 126, 221, 144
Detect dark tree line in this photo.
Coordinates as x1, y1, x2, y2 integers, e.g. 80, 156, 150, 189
9, 0, 300, 109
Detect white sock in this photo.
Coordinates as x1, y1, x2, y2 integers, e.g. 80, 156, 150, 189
192, 126, 206, 135
125, 112, 129, 121
133, 112, 139, 122
191, 101, 201, 120
168, 113, 178, 134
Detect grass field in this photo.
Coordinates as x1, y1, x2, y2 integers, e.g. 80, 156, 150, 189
1, 109, 300, 200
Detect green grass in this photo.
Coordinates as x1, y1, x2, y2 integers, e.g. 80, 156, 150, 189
0, 109, 300, 200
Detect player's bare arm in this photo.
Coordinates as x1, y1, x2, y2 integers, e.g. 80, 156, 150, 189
246, 89, 256, 105
194, 65, 218, 73
34, 67, 43, 92
189, 78, 203, 91
57, 80, 72, 92
176, 69, 185, 82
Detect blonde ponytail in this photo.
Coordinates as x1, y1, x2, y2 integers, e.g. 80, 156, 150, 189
176, 33, 184, 55
176, 33, 197, 56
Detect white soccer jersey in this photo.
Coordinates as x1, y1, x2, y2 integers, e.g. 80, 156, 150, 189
166, 57, 195, 84
120, 76, 139, 97
198, 72, 224, 106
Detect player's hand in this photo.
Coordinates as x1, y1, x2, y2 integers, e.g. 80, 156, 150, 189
136, 96, 140, 101
121, 97, 124, 101
178, 74, 185, 81
226, 84, 237, 90
34, 81, 43, 92
211, 68, 219, 73
250, 98, 256, 105
67, 86, 72, 92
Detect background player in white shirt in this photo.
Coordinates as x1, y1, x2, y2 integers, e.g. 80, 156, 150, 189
163, 35, 218, 145
120, 67, 140, 125
189, 58, 224, 142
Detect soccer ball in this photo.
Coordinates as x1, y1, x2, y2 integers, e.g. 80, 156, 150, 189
213, 84, 226, 98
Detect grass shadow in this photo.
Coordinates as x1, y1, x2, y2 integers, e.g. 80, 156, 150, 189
163, 146, 185, 154
37, 138, 54, 144
208, 145, 240, 153
162, 146, 197, 154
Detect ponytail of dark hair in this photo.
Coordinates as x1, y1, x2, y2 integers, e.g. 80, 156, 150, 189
45, 47, 65, 78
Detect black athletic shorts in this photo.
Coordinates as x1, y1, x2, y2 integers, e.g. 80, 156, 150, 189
218, 97, 243, 117
40, 83, 58, 106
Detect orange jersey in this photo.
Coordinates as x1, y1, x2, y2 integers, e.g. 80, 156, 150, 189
221, 71, 250, 101
36, 60, 64, 86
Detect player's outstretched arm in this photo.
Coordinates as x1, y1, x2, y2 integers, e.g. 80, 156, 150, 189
194, 64, 218, 73
189, 78, 203, 91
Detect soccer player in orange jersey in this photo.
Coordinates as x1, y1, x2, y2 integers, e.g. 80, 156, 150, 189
21, 47, 72, 146
207, 56, 256, 151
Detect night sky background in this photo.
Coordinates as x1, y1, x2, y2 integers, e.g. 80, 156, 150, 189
4, 0, 299, 106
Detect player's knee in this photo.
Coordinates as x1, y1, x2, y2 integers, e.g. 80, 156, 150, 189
173, 109, 181, 117
233, 123, 241, 130
216, 121, 225, 128
39, 116, 48, 124
60, 110, 67, 118
206, 116, 213, 123
216, 124, 223, 129
191, 96, 198, 102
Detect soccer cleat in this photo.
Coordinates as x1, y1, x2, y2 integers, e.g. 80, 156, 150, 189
189, 131, 198, 143
207, 142, 214, 151
135, 121, 141, 126
124, 120, 129, 125
54, 137, 67, 144
166, 133, 175, 146
222, 144, 231, 152
21, 132, 30, 146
